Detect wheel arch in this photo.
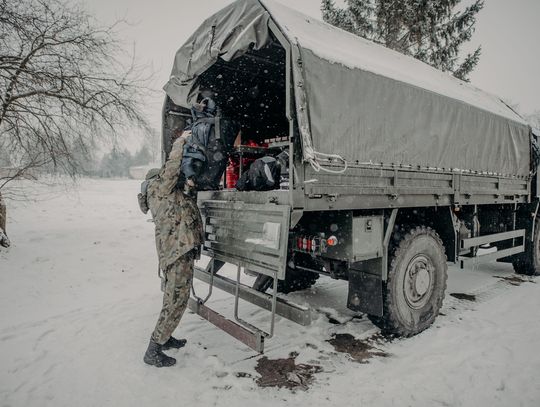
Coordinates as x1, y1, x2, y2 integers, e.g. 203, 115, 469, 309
393, 207, 457, 263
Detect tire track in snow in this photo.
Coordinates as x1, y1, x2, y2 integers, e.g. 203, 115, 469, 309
441, 275, 537, 317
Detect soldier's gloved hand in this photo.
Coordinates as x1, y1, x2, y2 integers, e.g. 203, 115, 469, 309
169, 131, 191, 160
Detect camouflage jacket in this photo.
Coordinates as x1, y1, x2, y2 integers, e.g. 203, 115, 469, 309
147, 137, 204, 270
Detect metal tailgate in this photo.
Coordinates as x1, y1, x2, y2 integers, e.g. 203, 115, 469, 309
199, 199, 291, 279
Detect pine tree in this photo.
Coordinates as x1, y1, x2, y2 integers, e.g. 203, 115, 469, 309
132, 145, 152, 166
321, 0, 484, 81
99, 147, 132, 178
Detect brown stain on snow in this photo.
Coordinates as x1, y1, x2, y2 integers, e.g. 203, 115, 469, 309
327, 333, 389, 363
254, 351, 322, 391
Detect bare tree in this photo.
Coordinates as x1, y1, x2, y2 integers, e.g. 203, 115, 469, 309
0, 0, 153, 191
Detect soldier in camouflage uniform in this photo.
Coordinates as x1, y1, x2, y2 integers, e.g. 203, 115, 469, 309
0, 192, 10, 248
142, 133, 204, 367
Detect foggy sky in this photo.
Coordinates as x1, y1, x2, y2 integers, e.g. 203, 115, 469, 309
83, 0, 540, 131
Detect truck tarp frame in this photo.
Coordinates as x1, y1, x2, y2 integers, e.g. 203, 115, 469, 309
163, 0, 531, 177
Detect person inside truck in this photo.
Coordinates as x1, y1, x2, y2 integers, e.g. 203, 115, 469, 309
139, 131, 204, 368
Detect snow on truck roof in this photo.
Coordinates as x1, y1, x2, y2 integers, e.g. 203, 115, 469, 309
165, 0, 524, 125
260, 0, 525, 125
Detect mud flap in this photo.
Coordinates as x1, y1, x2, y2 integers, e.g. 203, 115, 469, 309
347, 259, 384, 317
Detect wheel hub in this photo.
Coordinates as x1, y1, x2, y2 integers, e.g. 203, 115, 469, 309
415, 268, 430, 296
404, 254, 434, 309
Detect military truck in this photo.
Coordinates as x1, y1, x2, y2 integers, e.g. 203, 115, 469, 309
161, 0, 539, 352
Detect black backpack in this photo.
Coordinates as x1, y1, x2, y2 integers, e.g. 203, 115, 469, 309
181, 116, 240, 191
236, 156, 281, 191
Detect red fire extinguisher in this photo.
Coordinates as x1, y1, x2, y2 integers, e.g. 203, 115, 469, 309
226, 158, 239, 189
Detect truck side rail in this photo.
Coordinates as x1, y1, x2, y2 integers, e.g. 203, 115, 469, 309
302, 162, 530, 211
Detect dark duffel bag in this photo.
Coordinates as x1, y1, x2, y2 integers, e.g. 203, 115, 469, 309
236, 156, 281, 191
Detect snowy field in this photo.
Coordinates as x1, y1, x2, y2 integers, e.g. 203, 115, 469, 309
1, 178, 539, 407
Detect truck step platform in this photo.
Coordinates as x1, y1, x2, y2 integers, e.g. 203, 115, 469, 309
188, 264, 313, 353
187, 297, 267, 353
459, 229, 525, 267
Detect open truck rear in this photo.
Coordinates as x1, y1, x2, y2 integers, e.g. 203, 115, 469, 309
161, 0, 538, 352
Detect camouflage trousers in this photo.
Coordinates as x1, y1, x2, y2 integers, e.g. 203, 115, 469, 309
151, 251, 194, 345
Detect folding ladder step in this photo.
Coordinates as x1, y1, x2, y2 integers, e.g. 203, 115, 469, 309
187, 298, 265, 353
193, 266, 313, 326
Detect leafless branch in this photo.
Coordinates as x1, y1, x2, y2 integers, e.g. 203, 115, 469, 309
0, 0, 155, 191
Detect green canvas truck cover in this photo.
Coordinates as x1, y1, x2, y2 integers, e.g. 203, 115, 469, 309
163, 0, 531, 177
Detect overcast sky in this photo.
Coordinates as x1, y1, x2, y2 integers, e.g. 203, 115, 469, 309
83, 0, 540, 132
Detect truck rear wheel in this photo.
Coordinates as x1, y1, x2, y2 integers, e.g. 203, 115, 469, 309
369, 226, 447, 336
512, 220, 540, 276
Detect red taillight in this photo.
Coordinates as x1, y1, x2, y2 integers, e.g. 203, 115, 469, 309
295, 235, 325, 253
327, 236, 338, 246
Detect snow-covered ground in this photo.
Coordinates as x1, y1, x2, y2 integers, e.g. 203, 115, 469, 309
1, 179, 539, 406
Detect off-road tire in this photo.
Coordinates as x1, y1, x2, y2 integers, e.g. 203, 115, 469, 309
512, 220, 540, 276
369, 226, 448, 337
252, 268, 319, 294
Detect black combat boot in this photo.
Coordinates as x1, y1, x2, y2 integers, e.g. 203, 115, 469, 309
143, 340, 176, 367
162, 336, 187, 350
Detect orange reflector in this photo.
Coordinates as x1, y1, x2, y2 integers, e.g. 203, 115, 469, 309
327, 236, 338, 246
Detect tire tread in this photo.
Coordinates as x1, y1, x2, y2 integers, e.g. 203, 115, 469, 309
369, 226, 448, 337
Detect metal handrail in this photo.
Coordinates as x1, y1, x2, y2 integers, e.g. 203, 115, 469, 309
191, 258, 215, 305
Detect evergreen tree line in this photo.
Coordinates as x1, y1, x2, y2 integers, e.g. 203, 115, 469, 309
0, 142, 157, 179
321, 0, 484, 81
98, 144, 156, 178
